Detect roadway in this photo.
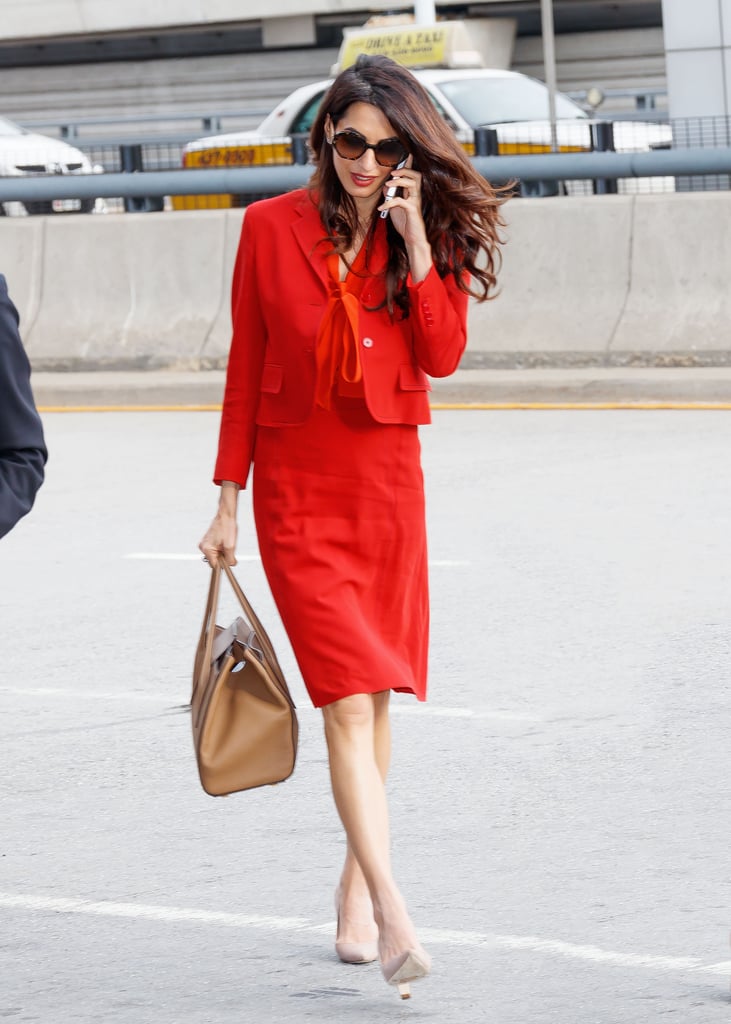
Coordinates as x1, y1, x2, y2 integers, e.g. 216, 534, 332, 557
1, 407, 729, 1023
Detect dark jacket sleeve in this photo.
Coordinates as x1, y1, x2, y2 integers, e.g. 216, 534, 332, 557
0, 274, 47, 539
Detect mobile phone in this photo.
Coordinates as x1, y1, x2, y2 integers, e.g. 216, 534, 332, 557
380, 158, 408, 219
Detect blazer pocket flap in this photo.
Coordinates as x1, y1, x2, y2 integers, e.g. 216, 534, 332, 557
260, 363, 284, 394
398, 363, 431, 392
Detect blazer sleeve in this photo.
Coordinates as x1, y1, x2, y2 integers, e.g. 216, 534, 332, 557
0, 275, 47, 540
406, 265, 469, 378
213, 209, 267, 488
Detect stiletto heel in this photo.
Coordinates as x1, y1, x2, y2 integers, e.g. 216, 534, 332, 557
381, 948, 431, 998
334, 890, 379, 965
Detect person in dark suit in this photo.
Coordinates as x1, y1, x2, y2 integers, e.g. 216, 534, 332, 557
0, 274, 47, 539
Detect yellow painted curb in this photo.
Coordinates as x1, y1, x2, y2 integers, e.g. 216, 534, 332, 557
430, 401, 731, 411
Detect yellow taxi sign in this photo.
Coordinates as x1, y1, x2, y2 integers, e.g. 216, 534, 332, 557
335, 21, 484, 73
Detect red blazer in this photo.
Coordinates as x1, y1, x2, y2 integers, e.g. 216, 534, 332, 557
214, 189, 469, 487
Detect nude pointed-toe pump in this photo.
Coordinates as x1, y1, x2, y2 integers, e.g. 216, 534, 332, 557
334, 891, 379, 965
381, 947, 432, 999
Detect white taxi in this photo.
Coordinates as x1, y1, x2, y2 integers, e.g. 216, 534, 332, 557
173, 66, 671, 209
173, 68, 594, 209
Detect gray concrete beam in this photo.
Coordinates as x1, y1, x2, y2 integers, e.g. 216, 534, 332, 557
3, 147, 731, 204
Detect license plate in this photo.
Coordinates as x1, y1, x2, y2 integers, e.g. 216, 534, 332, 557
52, 198, 82, 212
189, 147, 258, 167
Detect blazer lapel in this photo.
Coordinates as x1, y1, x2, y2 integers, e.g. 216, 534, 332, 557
290, 191, 390, 299
361, 217, 389, 307
291, 193, 330, 294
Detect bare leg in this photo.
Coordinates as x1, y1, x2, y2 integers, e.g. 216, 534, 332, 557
336, 691, 391, 947
322, 691, 424, 966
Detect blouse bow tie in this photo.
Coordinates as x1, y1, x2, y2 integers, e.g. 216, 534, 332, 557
315, 251, 368, 410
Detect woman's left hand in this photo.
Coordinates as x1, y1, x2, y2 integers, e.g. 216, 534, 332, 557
378, 163, 434, 282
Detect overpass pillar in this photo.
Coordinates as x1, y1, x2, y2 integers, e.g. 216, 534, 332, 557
661, 0, 731, 118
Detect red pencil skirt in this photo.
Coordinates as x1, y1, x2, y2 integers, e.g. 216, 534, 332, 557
252, 400, 429, 708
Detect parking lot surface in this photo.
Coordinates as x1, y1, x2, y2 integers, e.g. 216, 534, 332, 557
1, 409, 729, 1023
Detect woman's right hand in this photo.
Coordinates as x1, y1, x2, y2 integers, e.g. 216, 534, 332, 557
199, 481, 240, 566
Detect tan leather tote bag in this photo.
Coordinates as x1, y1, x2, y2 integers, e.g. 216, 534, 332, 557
191, 558, 298, 797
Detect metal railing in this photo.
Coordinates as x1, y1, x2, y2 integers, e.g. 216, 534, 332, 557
2, 147, 731, 204
18, 109, 271, 141
2, 116, 730, 214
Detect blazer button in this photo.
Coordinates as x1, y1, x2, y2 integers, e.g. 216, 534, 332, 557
362, 336, 374, 348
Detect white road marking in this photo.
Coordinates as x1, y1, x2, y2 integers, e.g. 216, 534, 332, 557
0, 687, 166, 703
391, 705, 540, 722
124, 553, 261, 561
0, 687, 537, 722
0, 893, 309, 932
0, 892, 727, 978
124, 553, 469, 567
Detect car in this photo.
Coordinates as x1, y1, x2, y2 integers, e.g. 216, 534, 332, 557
0, 116, 101, 216
172, 67, 672, 209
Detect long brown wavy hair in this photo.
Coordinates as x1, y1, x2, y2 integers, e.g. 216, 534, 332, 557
309, 53, 507, 315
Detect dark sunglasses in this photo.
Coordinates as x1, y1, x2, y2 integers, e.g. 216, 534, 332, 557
330, 129, 407, 168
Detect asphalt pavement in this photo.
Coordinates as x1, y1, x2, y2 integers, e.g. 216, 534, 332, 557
1, 407, 730, 1023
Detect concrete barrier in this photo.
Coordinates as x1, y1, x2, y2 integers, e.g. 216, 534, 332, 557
17, 210, 239, 369
1, 217, 45, 340
198, 208, 245, 366
467, 195, 634, 366
466, 190, 731, 367
0, 192, 729, 370
28, 215, 137, 368
610, 193, 731, 361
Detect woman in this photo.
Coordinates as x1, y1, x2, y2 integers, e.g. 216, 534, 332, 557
200, 53, 505, 999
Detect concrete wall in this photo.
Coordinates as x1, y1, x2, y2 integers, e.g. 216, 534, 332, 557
468, 192, 731, 367
1, 193, 730, 371
0, 0, 512, 39
0, 50, 338, 127
661, 0, 731, 118
513, 27, 667, 106
1, 28, 666, 130
1, 210, 244, 370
